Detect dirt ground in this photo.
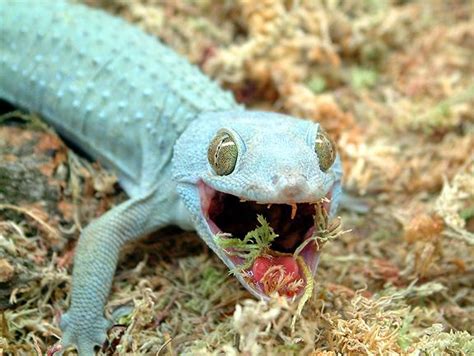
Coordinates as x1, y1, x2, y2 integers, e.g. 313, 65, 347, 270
1, 0, 473, 355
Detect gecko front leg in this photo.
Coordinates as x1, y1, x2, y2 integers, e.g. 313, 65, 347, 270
59, 187, 171, 355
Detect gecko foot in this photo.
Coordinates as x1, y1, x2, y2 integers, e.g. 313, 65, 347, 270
58, 311, 111, 356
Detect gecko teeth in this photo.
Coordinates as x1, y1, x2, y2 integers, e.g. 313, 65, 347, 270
290, 203, 297, 219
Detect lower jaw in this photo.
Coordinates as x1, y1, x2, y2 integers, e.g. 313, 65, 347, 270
227, 232, 320, 299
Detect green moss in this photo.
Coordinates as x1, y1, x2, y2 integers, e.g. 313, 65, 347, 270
307, 75, 327, 94
398, 314, 415, 351
199, 266, 228, 297
415, 324, 474, 354
274, 343, 302, 353
214, 215, 278, 273
410, 84, 474, 133
116, 312, 133, 326
371, 229, 394, 241
350, 66, 379, 89
360, 40, 389, 65
459, 206, 474, 221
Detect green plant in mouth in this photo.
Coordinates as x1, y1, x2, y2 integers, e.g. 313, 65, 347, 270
293, 201, 349, 257
291, 201, 349, 330
214, 215, 278, 273
215, 201, 350, 274
214, 203, 350, 330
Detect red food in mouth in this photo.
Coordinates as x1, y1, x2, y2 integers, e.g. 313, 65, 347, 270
252, 256, 300, 283
251, 256, 304, 296
199, 180, 332, 298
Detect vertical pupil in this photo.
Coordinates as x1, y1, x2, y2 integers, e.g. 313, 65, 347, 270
215, 136, 228, 166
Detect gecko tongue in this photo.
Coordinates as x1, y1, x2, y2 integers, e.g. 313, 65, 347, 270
252, 256, 301, 283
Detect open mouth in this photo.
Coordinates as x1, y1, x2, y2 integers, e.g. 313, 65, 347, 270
199, 181, 332, 299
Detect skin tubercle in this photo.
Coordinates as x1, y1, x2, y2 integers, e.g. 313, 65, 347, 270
0, 0, 239, 196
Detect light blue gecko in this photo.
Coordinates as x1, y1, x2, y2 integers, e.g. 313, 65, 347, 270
0, 1, 342, 354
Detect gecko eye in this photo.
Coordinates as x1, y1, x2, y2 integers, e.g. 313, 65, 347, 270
208, 129, 238, 176
315, 128, 336, 172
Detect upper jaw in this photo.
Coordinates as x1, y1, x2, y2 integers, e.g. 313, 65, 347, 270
201, 176, 331, 206
198, 180, 333, 299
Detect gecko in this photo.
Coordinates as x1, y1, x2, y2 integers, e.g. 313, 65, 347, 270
0, 1, 342, 354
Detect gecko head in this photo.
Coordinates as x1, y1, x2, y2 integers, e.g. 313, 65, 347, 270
172, 111, 342, 299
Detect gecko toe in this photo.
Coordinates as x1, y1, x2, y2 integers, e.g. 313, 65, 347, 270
59, 311, 111, 355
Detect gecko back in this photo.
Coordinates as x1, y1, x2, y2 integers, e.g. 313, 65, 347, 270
0, 0, 240, 196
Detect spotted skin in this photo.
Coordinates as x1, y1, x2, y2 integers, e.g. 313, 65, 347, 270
0, 0, 239, 196
0, 1, 342, 355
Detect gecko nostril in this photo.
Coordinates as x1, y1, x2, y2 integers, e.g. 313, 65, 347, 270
271, 175, 279, 185
276, 174, 308, 198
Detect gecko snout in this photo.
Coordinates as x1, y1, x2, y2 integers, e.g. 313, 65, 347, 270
272, 173, 308, 199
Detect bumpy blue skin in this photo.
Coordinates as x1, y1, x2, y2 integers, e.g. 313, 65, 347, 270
1, 1, 342, 355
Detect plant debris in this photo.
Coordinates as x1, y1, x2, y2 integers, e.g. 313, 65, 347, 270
294, 201, 350, 256
214, 214, 278, 272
